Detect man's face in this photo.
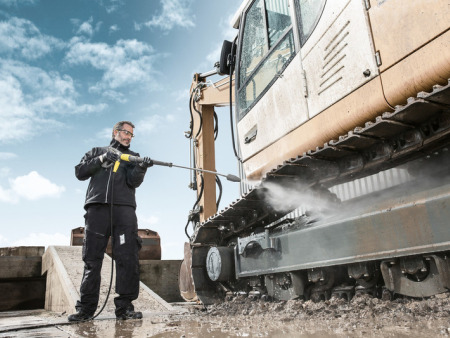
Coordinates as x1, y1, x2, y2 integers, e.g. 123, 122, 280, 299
114, 123, 134, 147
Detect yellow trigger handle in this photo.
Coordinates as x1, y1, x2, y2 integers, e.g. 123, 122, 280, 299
113, 161, 120, 173
113, 154, 132, 173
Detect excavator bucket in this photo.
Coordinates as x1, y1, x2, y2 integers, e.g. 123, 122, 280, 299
178, 242, 197, 302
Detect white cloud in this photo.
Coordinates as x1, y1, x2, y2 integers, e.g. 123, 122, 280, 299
137, 114, 175, 134
96, 0, 124, 14
0, 152, 17, 160
65, 38, 159, 99
96, 127, 113, 141
109, 24, 119, 34
0, 59, 107, 143
0, 73, 50, 143
0, 233, 8, 246
0, 167, 11, 177
174, 88, 189, 102
0, 171, 65, 203
0, 185, 16, 203
72, 17, 102, 37
0, 0, 36, 6
135, 0, 195, 32
196, 11, 239, 73
10, 232, 70, 248
138, 215, 159, 227
77, 19, 94, 37
0, 17, 64, 60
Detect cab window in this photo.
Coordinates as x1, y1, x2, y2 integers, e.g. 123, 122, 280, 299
237, 0, 295, 119
295, 0, 326, 46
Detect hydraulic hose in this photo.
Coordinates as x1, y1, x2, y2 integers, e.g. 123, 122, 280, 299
214, 110, 218, 140
185, 174, 204, 239
193, 99, 203, 139
186, 93, 194, 139
229, 37, 242, 163
216, 175, 222, 210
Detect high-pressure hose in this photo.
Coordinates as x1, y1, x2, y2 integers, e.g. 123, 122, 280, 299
88, 171, 116, 320
76, 161, 119, 323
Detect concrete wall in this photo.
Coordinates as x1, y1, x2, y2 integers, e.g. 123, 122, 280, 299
0, 247, 46, 311
41, 246, 78, 313
140, 260, 183, 303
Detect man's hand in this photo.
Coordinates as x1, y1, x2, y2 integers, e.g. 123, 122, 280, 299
100, 148, 121, 163
139, 157, 153, 168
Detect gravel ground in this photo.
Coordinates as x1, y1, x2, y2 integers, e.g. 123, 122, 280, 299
170, 293, 450, 337
3, 294, 450, 337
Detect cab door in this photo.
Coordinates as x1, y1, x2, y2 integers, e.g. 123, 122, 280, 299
236, 0, 310, 162
300, 0, 379, 117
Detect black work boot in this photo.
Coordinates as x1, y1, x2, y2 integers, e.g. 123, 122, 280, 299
68, 310, 93, 322
116, 305, 143, 320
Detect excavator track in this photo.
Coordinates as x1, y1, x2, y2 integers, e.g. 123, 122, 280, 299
189, 79, 450, 304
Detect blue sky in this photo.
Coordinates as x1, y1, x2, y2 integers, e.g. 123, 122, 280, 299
0, 0, 243, 259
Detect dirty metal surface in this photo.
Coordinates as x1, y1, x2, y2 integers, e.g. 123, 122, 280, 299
236, 182, 450, 277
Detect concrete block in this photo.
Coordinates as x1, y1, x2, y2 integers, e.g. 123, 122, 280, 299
41, 247, 78, 313
0, 279, 45, 311
0, 247, 44, 279
140, 260, 183, 303
0, 246, 46, 311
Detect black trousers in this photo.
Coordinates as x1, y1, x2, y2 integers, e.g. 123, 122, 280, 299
76, 204, 142, 315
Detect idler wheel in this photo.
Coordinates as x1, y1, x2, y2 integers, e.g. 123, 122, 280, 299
206, 246, 235, 282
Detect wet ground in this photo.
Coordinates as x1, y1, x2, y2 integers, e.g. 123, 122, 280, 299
2, 293, 450, 337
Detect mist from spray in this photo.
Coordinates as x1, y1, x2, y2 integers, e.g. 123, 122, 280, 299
239, 147, 450, 225
260, 181, 339, 218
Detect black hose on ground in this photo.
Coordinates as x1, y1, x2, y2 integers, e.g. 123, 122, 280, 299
88, 170, 116, 321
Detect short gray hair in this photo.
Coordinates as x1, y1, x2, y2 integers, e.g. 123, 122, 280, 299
112, 121, 135, 137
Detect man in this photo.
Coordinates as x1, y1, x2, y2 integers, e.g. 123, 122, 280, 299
69, 121, 153, 321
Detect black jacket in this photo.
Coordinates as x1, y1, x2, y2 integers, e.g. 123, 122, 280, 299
75, 139, 147, 209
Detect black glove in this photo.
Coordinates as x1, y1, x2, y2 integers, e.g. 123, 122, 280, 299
139, 157, 153, 168
104, 148, 120, 163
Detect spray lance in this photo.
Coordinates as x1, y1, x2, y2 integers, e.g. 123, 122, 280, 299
113, 150, 241, 182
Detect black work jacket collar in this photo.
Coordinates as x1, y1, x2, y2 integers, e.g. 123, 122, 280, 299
109, 138, 130, 152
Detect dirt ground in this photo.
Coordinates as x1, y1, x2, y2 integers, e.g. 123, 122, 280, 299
3, 293, 450, 337
178, 292, 450, 337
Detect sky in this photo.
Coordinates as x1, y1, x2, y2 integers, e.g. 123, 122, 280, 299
0, 0, 243, 259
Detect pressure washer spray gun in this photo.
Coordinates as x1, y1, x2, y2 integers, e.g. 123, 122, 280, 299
110, 147, 241, 182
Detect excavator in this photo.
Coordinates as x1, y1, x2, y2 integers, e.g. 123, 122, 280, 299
179, 0, 450, 305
